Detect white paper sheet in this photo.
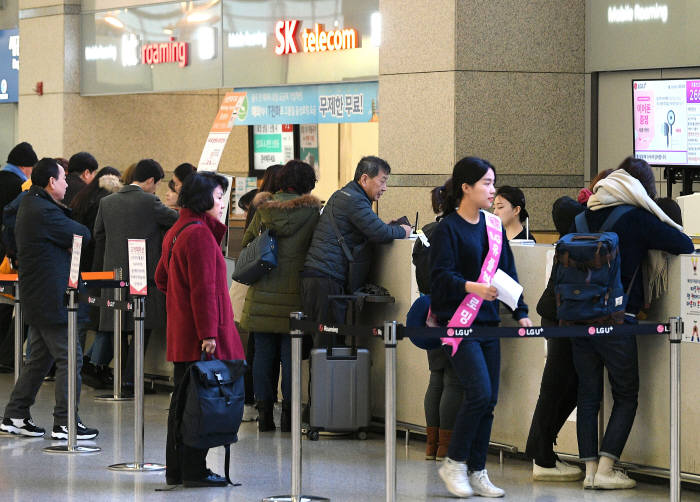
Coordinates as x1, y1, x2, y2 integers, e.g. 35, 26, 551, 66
492, 268, 523, 311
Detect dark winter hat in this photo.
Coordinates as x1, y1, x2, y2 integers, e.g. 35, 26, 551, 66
7, 142, 38, 167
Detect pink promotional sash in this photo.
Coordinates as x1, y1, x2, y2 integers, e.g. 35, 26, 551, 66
442, 211, 503, 356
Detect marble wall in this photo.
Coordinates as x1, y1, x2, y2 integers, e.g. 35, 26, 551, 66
377, 0, 587, 232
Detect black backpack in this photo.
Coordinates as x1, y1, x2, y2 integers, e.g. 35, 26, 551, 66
175, 356, 246, 484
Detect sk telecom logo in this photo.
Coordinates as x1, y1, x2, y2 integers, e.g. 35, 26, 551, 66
274, 19, 358, 55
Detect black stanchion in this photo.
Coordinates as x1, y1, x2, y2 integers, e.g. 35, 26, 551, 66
108, 296, 165, 472
43, 289, 100, 454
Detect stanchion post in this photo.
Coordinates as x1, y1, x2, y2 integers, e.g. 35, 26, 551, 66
670, 316, 682, 502
263, 312, 328, 502
384, 321, 397, 502
96, 268, 131, 402
44, 289, 100, 454
13, 280, 21, 383
108, 295, 164, 472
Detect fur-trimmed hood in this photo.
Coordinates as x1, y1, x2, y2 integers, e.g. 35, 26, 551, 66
253, 191, 322, 210
99, 174, 123, 193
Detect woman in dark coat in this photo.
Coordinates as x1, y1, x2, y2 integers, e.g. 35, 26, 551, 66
155, 172, 245, 487
239, 160, 320, 432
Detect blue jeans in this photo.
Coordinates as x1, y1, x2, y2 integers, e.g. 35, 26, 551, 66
253, 332, 291, 403
445, 337, 500, 469
572, 332, 639, 460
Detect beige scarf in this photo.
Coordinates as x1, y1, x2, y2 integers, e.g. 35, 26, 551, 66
587, 169, 685, 304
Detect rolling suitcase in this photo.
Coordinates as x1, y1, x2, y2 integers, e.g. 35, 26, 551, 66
307, 344, 371, 440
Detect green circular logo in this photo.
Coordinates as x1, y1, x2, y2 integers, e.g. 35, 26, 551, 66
237, 96, 248, 121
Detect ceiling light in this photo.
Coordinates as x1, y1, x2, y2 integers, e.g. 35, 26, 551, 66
104, 16, 124, 29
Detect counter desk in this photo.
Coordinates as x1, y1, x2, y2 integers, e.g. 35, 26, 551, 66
361, 238, 700, 477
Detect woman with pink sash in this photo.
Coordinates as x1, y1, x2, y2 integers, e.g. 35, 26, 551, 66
431, 157, 532, 498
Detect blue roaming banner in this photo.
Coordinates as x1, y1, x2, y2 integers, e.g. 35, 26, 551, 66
0, 29, 19, 103
233, 81, 378, 125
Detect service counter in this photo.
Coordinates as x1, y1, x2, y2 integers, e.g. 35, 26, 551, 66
361, 238, 700, 476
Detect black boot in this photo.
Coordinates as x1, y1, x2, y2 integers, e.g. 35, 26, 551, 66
256, 400, 275, 432
280, 401, 291, 432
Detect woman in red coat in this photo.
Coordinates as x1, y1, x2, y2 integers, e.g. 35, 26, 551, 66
156, 172, 245, 488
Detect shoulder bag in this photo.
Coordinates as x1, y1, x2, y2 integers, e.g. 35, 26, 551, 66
327, 200, 372, 293
232, 228, 277, 285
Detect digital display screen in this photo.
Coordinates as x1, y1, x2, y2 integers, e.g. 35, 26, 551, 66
633, 79, 700, 167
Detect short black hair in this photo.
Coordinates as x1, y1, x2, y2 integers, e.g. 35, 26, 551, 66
174, 162, 196, 183
278, 160, 317, 194
131, 159, 164, 183
67, 152, 98, 174
31, 158, 61, 188
353, 156, 390, 182
178, 172, 229, 214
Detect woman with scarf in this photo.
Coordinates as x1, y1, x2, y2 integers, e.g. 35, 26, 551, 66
573, 157, 693, 490
430, 157, 531, 498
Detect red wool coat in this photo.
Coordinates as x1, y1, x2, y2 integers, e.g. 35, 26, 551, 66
155, 208, 244, 362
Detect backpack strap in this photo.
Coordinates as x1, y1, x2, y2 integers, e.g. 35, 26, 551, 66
326, 199, 354, 263
167, 221, 202, 267
574, 211, 589, 233
600, 205, 635, 233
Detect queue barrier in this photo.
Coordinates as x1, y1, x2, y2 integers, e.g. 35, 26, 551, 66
0, 274, 22, 384
276, 315, 683, 502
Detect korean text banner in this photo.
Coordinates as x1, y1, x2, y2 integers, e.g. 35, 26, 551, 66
0, 29, 19, 103
233, 82, 378, 125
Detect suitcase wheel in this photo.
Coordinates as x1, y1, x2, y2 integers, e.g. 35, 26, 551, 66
307, 429, 320, 441
355, 431, 368, 440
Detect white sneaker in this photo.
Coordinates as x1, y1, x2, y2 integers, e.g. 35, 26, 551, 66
438, 458, 474, 498
468, 469, 505, 498
593, 468, 636, 489
532, 460, 584, 481
242, 404, 258, 422
583, 475, 595, 489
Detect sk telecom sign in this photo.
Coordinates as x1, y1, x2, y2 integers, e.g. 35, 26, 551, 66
274, 20, 358, 55
0, 29, 19, 102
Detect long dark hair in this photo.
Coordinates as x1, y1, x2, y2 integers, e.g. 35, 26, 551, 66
431, 178, 452, 217
69, 166, 121, 217
443, 157, 495, 216
495, 185, 528, 223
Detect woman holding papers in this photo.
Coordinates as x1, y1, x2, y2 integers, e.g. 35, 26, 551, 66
430, 156, 531, 499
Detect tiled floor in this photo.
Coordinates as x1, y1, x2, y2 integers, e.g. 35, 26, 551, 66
0, 373, 695, 501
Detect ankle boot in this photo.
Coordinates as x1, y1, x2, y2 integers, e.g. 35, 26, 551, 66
256, 400, 276, 432
425, 426, 439, 460
436, 429, 452, 461
280, 401, 291, 432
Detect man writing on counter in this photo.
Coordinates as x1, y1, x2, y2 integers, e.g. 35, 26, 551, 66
301, 155, 411, 328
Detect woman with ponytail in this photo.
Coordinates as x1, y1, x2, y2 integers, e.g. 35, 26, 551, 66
493, 185, 535, 241
430, 157, 531, 498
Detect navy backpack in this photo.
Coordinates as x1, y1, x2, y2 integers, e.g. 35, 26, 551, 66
553, 205, 634, 325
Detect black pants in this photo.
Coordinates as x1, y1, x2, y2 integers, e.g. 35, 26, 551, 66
0, 303, 17, 367
525, 329, 578, 468
166, 361, 208, 481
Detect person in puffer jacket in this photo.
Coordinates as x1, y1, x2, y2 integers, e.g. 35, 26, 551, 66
301, 156, 410, 327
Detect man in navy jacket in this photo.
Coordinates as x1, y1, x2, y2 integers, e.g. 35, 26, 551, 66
0, 158, 97, 440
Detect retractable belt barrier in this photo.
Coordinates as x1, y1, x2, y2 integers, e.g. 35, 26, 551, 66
282, 314, 683, 502
0, 274, 21, 384
79, 270, 132, 402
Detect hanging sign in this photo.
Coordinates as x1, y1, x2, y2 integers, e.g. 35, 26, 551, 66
198, 91, 247, 172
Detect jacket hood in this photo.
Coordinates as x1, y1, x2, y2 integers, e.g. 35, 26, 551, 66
99, 174, 122, 193
253, 191, 322, 210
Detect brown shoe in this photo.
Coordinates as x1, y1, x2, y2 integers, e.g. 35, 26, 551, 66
436, 429, 452, 461
425, 426, 438, 460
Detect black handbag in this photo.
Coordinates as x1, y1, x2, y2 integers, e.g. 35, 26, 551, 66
232, 228, 277, 285
327, 201, 372, 293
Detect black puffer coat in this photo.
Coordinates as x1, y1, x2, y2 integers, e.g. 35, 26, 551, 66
304, 180, 405, 283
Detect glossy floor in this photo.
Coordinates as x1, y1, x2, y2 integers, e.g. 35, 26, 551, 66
0, 374, 695, 501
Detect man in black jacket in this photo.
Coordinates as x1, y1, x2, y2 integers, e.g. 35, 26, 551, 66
0, 158, 97, 440
301, 156, 410, 326
62, 151, 98, 206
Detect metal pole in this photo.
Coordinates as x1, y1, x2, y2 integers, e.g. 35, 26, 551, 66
44, 289, 100, 454
264, 312, 328, 502
384, 321, 397, 502
670, 317, 682, 502
96, 268, 131, 402
13, 281, 21, 383
108, 296, 164, 472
